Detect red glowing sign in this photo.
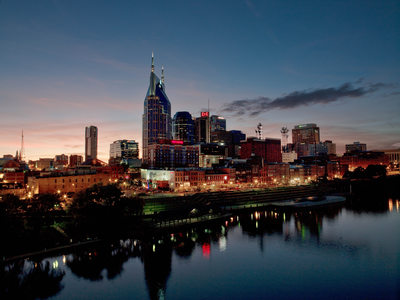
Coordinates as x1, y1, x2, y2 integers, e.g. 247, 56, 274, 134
201, 111, 209, 117
171, 140, 184, 145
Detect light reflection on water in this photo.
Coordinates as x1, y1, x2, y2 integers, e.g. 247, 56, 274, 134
2, 199, 400, 300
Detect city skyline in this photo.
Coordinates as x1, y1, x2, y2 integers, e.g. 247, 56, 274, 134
1, 1, 399, 161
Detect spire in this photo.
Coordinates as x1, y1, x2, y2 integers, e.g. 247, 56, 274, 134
20, 129, 24, 161
151, 52, 154, 73
161, 65, 164, 84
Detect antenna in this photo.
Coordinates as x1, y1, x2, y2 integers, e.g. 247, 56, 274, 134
20, 129, 25, 161
280, 126, 289, 150
151, 52, 154, 73
256, 123, 263, 140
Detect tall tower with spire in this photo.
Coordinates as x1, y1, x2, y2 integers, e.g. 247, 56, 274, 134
142, 53, 172, 163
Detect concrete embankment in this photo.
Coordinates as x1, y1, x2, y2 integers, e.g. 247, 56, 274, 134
141, 184, 335, 217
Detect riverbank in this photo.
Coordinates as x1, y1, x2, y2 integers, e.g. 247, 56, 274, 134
1, 175, 399, 262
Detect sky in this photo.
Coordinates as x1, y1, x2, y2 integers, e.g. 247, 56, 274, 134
0, 0, 399, 161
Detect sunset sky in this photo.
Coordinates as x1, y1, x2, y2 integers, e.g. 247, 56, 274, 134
1, 0, 399, 161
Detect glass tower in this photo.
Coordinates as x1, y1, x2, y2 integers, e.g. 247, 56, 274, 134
142, 54, 172, 162
85, 125, 97, 161
173, 111, 195, 144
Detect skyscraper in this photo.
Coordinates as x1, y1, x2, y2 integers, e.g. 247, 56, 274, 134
85, 125, 98, 161
142, 53, 172, 162
210, 115, 226, 132
292, 124, 320, 144
195, 112, 210, 144
173, 111, 195, 144
110, 140, 139, 160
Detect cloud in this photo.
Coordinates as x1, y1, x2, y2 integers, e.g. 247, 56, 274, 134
221, 81, 390, 117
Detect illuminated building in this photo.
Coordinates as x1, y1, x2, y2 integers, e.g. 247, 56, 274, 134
172, 111, 195, 144
282, 151, 297, 163
323, 140, 337, 155
345, 141, 367, 153
35, 158, 54, 170
210, 115, 226, 132
240, 137, 282, 163
380, 149, 400, 164
199, 144, 226, 168
27, 172, 111, 194
148, 140, 200, 168
142, 54, 172, 163
110, 140, 139, 160
54, 154, 68, 169
85, 125, 98, 161
195, 112, 210, 143
338, 151, 389, 170
292, 124, 320, 144
69, 155, 83, 167
210, 130, 246, 158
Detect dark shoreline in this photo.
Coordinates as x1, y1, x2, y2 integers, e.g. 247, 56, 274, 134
1, 175, 399, 262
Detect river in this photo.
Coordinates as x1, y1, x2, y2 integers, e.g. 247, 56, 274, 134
2, 198, 399, 299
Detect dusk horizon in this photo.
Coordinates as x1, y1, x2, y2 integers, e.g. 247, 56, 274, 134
1, 1, 399, 161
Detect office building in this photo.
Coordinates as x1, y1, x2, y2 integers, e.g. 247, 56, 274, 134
142, 54, 172, 163
292, 124, 320, 144
210, 115, 226, 132
69, 155, 83, 167
195, 112, 210, 144
148, 140, 200, 168
172, 111, 195, 144
323, 140, 337, 155
55, 154, 68, 165
110, 140, 139, 160
240, 137, 282, 163
85, 126, 98, 161
345, 142, 367, 153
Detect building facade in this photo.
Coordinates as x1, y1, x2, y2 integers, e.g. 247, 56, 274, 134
210, 115, 226, 132
148, 142, 200, 168
240, 137, 282, 163
345, 142, 367, 153
292, 124, 320, 144
27, 172, 112, 195
110, 140, 139, 160
142, 54, 172, 163
69, 155, 83, 167
195, 112, 210, 144
85, 125, 98, 161
172, 111, 195, 144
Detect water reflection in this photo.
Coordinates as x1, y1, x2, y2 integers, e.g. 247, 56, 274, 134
0, 259, 65, 299
1, 197, 399, 299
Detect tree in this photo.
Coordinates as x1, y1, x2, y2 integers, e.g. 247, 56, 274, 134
0, 194, 21, 214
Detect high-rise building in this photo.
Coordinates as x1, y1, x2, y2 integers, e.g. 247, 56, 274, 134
323, 140, 337, 155
292, 124, 320, 144
69, 154, 83, 167
142, 54, 172, 162
210, 115, 226, 132
54, 154, 68, 165
240, 137, 282, 163
173, 111, 195, 144
85, 126, 98, 161
345, 141, 367, 153
110, 140, 139, 160
148, 142, 200, 168
195, 112, 210, 144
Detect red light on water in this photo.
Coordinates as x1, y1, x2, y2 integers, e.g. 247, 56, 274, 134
202, 243, 210, 258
